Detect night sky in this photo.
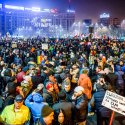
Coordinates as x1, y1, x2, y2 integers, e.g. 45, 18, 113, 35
1, 0, 125, 22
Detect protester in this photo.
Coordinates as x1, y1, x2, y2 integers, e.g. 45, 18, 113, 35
78, 68, 92, 99
25, 92, 47, 124
53, 109, 66, 125
38, 105, 54, 125
61, 82, 73, 102
115, 65, 125, 95
0, 94, 30, 125
53, 91, 75, 125
43, 82, 58, 107
72, 86, 88, 125
90, 76, 112, 125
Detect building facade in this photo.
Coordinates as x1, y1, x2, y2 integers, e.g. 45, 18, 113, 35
98, 13, 110, 26
110, 18, 121, 27
0, 3, 75, 35
98, 13, 121, 27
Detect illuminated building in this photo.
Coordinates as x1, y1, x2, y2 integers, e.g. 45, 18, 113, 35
98, 13, 110, 26
98, 13, 121, 27
0, 3, 75, 35
110, 18, 121, 27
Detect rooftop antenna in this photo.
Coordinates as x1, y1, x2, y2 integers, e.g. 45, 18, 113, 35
68, 0, 71, 10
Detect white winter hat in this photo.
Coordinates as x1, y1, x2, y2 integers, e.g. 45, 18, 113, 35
74, 86, 84, 93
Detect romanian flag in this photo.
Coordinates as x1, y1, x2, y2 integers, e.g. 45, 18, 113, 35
37, 55, 43, 64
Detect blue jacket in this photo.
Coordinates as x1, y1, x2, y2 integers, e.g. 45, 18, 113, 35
90, 87, 111, 118
122, 65, 125, 73
14, 57, 22, 65
25, 93, 45, 123
91, 88, 106, 111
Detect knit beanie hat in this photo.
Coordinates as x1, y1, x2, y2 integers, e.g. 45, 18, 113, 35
41, 105, 54, 117
74, 86, 84, 93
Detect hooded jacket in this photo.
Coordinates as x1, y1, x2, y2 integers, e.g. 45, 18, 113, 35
25, 93, 45, 123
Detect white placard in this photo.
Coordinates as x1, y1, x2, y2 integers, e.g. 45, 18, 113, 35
42, 43, 48, 50
11, 42, 17, 48
102, 90, 125, 116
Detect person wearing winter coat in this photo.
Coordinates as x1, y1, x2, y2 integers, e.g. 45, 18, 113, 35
27, 57, 37, 68
48, 74, 59, 94
78, 68, 92, 99
61, 82, 73, 102
53, 109, 67, 125
115, 65, 125, 95
14, 54, 22, 66
70, 64, 79, 89
90, 78, 112, 125
20, 75, 33, 97
89, 53, 96, 71
2, 68, 14, 91
52, 91, 75, 125
3, 82, 16, 107
43, 82, 58, 107
25, 92, 47, 124
72, 86, 88, 125
0, 95, 30, 125
16, 66, 29, 84
38, 105, 54, 125
105, 66, 118, 92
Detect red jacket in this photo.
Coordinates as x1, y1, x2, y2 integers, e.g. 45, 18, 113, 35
78, 74, 92, 99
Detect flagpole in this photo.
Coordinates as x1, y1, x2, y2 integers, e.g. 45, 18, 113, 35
109, 111, 115, 125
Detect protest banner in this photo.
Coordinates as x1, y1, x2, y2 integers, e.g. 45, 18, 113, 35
102, 90, 125, 116
42, 43, 48, 50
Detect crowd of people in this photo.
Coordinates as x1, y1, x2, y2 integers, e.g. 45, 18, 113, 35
0, 37, 125, 125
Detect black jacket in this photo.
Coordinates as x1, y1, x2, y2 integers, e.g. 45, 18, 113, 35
53, 100, 75, 125
61, 89, 73, 102
105, 73, 118, 91
43, 89, 58, 107
72, 94, 88, 122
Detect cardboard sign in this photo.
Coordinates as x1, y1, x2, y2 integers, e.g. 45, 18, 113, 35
12, 42, 17, 48
42, 44, 48, 50
102, 90, 125, 116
